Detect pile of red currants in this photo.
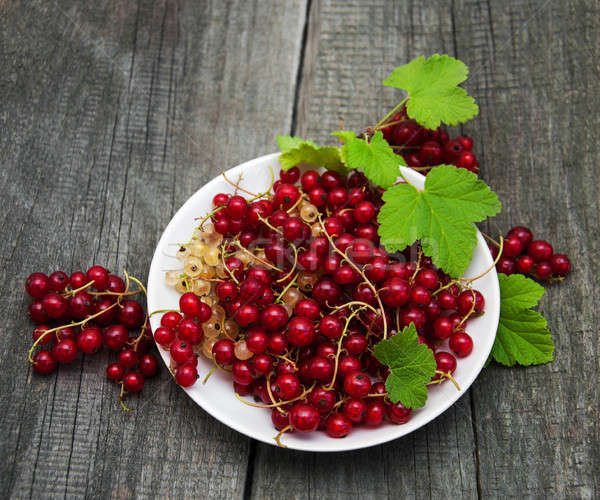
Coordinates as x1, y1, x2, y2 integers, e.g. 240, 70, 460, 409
378, 109, 479, 173
159, 165, 486, 442
492, 226, 571, 280
25, 266, 159, 405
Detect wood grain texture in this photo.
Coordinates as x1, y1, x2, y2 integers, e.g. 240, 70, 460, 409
0, 0, 306, 498
1, 0, 598, 498
452, 0, 600, 498
251, 2, 480, 498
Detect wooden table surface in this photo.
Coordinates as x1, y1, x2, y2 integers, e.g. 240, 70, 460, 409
1, 1, 598, 498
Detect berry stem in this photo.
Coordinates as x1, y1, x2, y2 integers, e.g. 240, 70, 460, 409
274, 424, 292, 448
461, 236, 504, 284
235, 381, 316, 409
325, 306, 366, 391
222, 172, 258, 198
202, 366, 216, 384
64, 280, 96, 297
275, 244, 298, 283
233, 240, 283, 273
275, 274, 299, 304
374, 96, 408, 130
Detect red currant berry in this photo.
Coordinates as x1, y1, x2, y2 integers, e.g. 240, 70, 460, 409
502, 236, 524, 258
234, 303, 260, 327
449, 331, 473, 357
139, 353, 159, 377
365, 401, 385, 426
271, 408, 290, 430
343, 333, 367, 355
52, 339, 78, 364
419, 140, 443, 165
528, 240, 553, 262
86, 265, 110, 291
258, 304, 287, 332
32, 325, 54, 346
496, 257, 516, 275
273, 184, 301, 211
25, 272, 49, 299
213, 192, 231, 207
343, 398, 367, 424
516, 254, 535, 274
76, 326, 103, 354
93, 297, 117, 326
400, 306, 427, 330
104, 325, 129, 351
232, 360, 254, 386
117, 299, 144, 329
280, 166, 300, 184
121, 371, 144, 392
175, 364, 198, 387
106, 362, 124, 382
268, 332, 288, 355
320, 171, 344, 191
507, 226, 533, 247
309, 386, 337, 414
326, 413, 352, 438
177, 317, 204, 345
56, 326, 76, 342
212, 339, 235, 367
535, 261, 553, 280
312, 278, 341, 306
380, 278, 410, 307
287, 317, 315, 347
435, 351, 457, 374
32, 350, 57, 375
550, 254, 571, 276
226, 195, 248, 220
438, 290, 458, 310
29, 301, 48, 324
343, 371, 371, 399
432, 317, 454, 340
42, 292, 68, 319
245, 327, 269, 354
387, 401, 412, 424
48, 271, 69, 292
289, 403, 320, 432
457, 290, 485, 315
154, 326, 175, 347
294, 298, 320, 321
160, 311, 182, 329
301, 170, 321, 192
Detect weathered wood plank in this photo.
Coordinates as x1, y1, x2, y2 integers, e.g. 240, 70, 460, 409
452, 0, 600, 498
0, 0, 306, 498
251, 2, 479, 498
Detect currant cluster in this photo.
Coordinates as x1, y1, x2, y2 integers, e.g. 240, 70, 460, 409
491, 226, 571, 280
162, 166, 485, 442
378, 108, 479, 173
25, 266, 159, 405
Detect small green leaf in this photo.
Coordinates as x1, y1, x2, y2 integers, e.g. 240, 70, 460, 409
276, 135, 315, 153
372, 324, 437, 409
492, 274, 554, 367
377, 165, 501, 277
383, 54, 479, 129
279, 144, 346, 173
343, 132, 405, 188
331, 130, 357, 144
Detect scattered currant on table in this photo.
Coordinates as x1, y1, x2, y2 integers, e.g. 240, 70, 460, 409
489, 225, 571, 281
25, 266, 159, 409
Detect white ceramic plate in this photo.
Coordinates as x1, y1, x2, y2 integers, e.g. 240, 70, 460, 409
147, 153, 500, 452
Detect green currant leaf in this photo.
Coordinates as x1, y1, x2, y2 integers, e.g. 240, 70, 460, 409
331, 130, 357, 144
276, 135, 316, 152
383, 54, 479, 129
377, 164, 501, 277
492, 274, 554, 367
277, 136, 347, 173
343, 132, 406, 189
372, 323, 437, 409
